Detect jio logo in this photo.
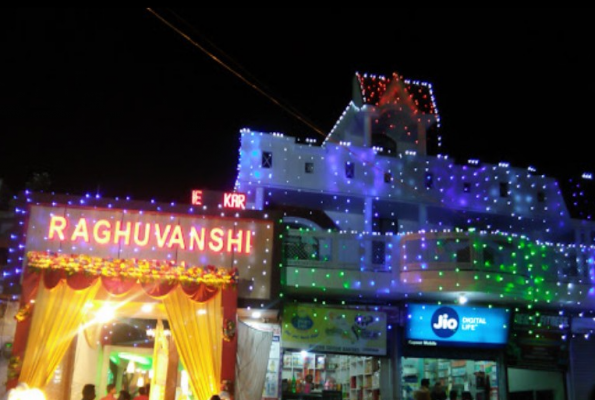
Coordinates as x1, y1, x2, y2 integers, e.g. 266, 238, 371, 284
431, 307, 459, 338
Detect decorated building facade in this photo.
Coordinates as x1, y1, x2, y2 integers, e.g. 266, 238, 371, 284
4, 71, 595, 400
234, 73, 595, 400
3, 192, 282, 400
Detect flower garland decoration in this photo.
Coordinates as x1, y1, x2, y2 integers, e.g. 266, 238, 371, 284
7, 356, 22, 380
27, 251, 238, 287
14, 303, 33, 322
223, 319, 236, 342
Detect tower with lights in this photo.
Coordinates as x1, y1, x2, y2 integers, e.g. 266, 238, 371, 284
235, 72, 595, 400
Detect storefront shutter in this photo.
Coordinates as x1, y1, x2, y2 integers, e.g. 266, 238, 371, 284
569, 338, 595, 400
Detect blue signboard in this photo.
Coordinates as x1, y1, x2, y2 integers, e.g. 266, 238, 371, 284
405, 304, 510, 347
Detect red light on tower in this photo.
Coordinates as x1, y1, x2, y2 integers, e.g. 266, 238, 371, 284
191, 190, 203, 206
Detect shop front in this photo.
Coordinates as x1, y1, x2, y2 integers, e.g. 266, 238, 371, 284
505, 311, 569, 400
400, 304, 511, 400
279, 303, 388, 400
6, 199, 276, 400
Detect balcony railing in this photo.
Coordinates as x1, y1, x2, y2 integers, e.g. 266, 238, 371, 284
284, 229, 394, 272
400, 231, 590, 283
283, 229, 594, 302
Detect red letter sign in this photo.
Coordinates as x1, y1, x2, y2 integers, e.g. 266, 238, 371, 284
191, 190, 203, 206
223, 192, 246, 210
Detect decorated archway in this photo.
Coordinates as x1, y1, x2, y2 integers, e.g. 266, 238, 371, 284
9, 251, 238, 400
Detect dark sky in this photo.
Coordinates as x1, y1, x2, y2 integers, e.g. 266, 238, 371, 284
1, 8, 594, 203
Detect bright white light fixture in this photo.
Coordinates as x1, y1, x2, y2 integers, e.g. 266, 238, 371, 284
458, 294, 468, 305
141, 304, 154, 313
96, 303, 116, 323
181, 371, 190, 395
126, 361, 136, 374
251, 311, 262, 319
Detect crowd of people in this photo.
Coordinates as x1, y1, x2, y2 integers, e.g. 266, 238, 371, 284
413, 378, 474, 400
83, 380, 231, 400
82, 383, 149, 400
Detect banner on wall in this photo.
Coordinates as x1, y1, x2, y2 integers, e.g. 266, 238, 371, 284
506, 312, 569, 371
405, 304, 510, 348
281, 304, 387, 355
25, 204, 275, 300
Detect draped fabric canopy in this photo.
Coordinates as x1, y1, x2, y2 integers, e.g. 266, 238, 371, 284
40, 268, 221, 302
19, 279, 101, 388
235, 321, 273, 400
18, 252, 235, 398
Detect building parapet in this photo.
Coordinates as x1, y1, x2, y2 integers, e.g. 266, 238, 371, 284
283, 229, 594, 307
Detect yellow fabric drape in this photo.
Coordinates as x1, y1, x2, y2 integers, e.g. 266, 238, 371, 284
163, 287, 222, 400
19, 280, 101, 388
149, 320, 168, 400
82, 311, 101, 350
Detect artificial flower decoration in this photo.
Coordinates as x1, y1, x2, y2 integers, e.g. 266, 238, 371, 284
27, 251, 238, 287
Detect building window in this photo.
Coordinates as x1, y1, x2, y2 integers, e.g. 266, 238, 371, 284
537, 191, 546, 203
456, 247, 471, 263
373, 217, 398, 234
384, 172, 393, 183
372, 241, 386, 266
305, 162, 314, 174
463, 182, 471, 193
425, 172, 434, 189
500, 182, 509, 198
345, 162, 354, 178
262, 151, 273, 168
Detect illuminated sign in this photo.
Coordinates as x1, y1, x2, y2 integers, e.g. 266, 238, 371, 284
405, 304, 510, 347
191, 190, 246, 210
47, 215, 252, 253
223, 192, 246, 210
191, 190, 203, 206
27, 204, 273, 264
26, 205, 275, 300
281, 304, 387, 355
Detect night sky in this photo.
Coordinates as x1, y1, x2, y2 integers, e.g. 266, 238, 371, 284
1, 8, 594, 204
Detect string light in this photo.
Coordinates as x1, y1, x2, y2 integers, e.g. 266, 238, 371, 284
234, 71, 595, 348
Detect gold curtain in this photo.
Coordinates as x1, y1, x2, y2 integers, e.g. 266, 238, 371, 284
19, 279, 101, 388
149, 320, 168, 400
163, 286, 222, 400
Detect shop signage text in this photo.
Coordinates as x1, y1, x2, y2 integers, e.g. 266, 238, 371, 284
47, 215, 253, 254
406, 304, 510, 348
282, 305, 387, 356
191, 190, 247, 210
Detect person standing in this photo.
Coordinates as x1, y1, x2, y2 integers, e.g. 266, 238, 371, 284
414, 379, 431, 400
461, 391, 473, 400
100, 384, 117, 400
82, 384, 96, 400
219, 380, 232, 400
431, 382, 447, 400
132, 387, 148, 400
117, 391, 131, 400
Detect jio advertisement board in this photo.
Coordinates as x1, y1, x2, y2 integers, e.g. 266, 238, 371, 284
405, 304, 510, 348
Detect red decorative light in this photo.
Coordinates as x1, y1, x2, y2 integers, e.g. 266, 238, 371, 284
191, 190, 203, 206
223, 192, 246, 210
